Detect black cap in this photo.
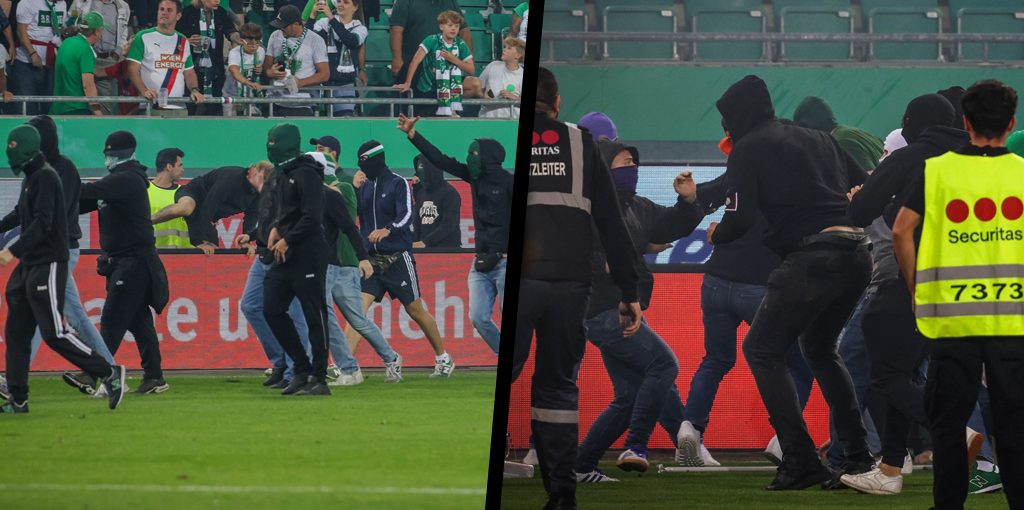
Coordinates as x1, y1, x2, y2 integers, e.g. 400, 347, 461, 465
270, 5, 302, 29
309, 136, 340, 156
104, 130, 136, 154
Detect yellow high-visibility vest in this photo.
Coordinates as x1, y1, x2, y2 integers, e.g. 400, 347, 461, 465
148, 182, 192, 248
915, 150, 1024, 338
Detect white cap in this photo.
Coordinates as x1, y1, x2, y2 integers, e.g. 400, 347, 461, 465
879, 129, 908, 162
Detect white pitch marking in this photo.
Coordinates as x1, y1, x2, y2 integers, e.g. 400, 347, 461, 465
0, 483, 485, 496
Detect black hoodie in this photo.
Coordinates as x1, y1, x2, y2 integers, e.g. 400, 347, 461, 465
412, 154, 462, 248
712, 75, 868, 255
410, 132, 513, 254
31, 116, 83, 249
179, 166, 261, 247
80, 159, 157, 258
268, 154, 330, 274
849, 93, 967, 229
5, 155, 69, 265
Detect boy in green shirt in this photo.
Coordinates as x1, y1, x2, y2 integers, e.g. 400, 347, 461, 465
393, 10, 474, 116
50, 12, 107, 115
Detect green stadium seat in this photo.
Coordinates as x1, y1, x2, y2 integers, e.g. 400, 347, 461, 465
463, 9, 486, 29
542, 0, 583, 9
470, 28, 493, 63
860, 1, 942, 61
594, 0, 673, 13
950, 5, 1024, 61
489, 12, 514, 61
686, 0, 766, 61
602, 5, 678, 59
774, 0, 854, 60
542, 8, 588, 60
365, 27, 392, 62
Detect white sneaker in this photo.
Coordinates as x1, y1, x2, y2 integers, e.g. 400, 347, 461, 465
263, 367, 274, 377
676, 421, 704, 467
328, 369, 364, 386
523, 448, 539, 465
430, 355, 455, 378
840, 467, 903, 495
384, 353, 403, 383
875, 451, 914, 475
700, 444, 721, 467
616, 448, 649, 472
575, 469, 620, 483
326, 364, 342, 381
764, 435, 783, 466
91, 384, 109, 399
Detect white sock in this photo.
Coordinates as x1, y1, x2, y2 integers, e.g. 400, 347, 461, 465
976, 460, 995, 472
436, 352, 450, 363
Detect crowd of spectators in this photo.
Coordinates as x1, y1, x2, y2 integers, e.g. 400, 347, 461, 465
0, 0, 526, 117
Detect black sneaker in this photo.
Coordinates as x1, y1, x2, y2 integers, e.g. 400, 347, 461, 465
281, 375, 310, 395
764, 461, 832, 491
271, 378, 290, 389
542, 494, 577, 510
0, 400, 28, 413
136, 378, 170, 394
262, 367, 286, 387
822, 457, 874, 490
102, 365, 127, 410
62, 371, 97, 395
294, 380, 331, 396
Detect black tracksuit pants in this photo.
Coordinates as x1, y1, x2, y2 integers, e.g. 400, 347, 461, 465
862, 278, 929, 467
5, 261, 112, 403
262, 244, 330, 382
101, 256, 163, 380
512, 279, 591, 501
926, 337, 1024, 510
742, 244, 872, 469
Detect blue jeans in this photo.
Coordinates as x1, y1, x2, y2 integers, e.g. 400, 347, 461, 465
469, 258, 505, 354
575, 308, 679, 471
10, 60, 51, 116
683, 274, 813, 433
326, 83, 356, 116
240, 258, 310, 379
324, 264, 397, 373
29, 248, 114, 364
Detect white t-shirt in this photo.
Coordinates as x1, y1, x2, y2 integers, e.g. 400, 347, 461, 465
126, 28, 196, 97
266, 28, 328, 100
478, 60, 522, 119
16, 0, 67, 64
224, 46, 265, 96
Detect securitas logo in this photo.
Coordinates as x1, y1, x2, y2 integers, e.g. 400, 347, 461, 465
945, 196, 1024, 244
531, 130, 561, 156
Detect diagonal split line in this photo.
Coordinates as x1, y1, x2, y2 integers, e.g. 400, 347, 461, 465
0, 483, 486, 496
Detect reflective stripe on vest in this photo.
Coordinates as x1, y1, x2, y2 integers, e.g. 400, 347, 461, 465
147, 182, 192, 248
526, 122, 592, 213
914, 151, 1024, 338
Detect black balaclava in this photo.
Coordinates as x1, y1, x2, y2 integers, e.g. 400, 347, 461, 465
901, 93, 955, 144
715, 75, 776, 142
267, 123, 301, 166
27, 115, 59, 165
414, 154, 443, 190
469, 138, 506, 180
937, 86, 966, 130
358, 139, 387, 179
7, 125, 42, 176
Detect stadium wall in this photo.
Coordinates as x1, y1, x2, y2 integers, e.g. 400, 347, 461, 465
548, 65, 1024, 141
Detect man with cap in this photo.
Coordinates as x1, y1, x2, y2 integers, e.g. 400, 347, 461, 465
398, 114, 512, 354
0, 125, 127, 413
310, 134, 345, 180
260, 123, 332, 395
50, 12, 110, 116
263, 5, 329, 116
76, 130, 171, 395
348, 139, 455, 377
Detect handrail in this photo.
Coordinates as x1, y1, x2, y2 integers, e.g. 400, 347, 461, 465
540, 31, 1024, 43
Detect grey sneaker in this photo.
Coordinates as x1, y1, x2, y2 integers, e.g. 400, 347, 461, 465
294, 380, 331, 396
136, 378, 169, 394
62, 371, 97, 395
326, 364, 342, 381
384, 354, 403, 383
430, 356, 455, 378
102, 365, 127, 410
0, 374, 9, 401
328, 369, 364, 386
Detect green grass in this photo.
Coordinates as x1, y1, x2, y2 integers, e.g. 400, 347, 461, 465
502, 457, 1011, 509
0, 371, 496, 510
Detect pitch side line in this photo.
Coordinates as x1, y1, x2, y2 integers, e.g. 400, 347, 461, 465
0, 483, 486, 496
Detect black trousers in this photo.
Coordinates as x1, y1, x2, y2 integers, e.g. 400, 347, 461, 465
742, 245, 872, 468
512, 279, 591, 501
862, 278, 929, 467
5, 262, 112, 402
262, 246, 329, 382
102, 256, 164, 380
926, 337, 1024, 510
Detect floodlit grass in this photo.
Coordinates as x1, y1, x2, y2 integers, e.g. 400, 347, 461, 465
0, 371, 496, 510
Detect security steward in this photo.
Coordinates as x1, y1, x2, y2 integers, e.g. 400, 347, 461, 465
513, 67, 641, 510
78, 131, 171, 396
893, 79, 1024, 510
710, 75, 872, 490
399, 114, 514, 354
0, 125, 126, 413
148, 147, 192, 248
262, 123, 332, 397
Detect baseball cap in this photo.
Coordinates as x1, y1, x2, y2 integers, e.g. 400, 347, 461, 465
309, 136, 340, 156
77, 12, 108, 29
270, 5, 302, 29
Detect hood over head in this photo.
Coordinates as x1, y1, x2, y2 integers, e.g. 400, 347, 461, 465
793, 96, 838, 132
468, 138, 506, 179
27, 115, 59, 164
267, 123, 302, 166
715, 75, 776, 142
901, 93, 955, 144
7, 125, 42, 176
414, 154, 445, 190
937, 86, 966, 130
597, 139, 640, 169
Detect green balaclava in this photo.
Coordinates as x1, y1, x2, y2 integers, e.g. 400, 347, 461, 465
267, 123, 302, 166
793, 96, 839, 133
7, 125, 42, 176
467, 140, 483, 180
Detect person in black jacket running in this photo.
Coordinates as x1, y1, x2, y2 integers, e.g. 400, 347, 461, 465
400, 114, 513, 354
0, 125, 127, 414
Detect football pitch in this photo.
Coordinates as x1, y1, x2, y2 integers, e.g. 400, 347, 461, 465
501, 457, 1011, 510
0, 370, 496, 510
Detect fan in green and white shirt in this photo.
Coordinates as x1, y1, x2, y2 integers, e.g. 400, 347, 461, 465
398, 33, 473, 117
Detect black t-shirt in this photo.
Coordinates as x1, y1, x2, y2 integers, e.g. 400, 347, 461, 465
179, 6, 237, 70
904, 145, 1011, 215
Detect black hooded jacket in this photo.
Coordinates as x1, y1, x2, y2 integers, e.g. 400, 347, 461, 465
180, 166, 261, 247
849, 94, 968, 229
410, 132, 513, 254
269, 154, 329, 264
412, 154, 462, 248
5, 155, 69, 265
696, 173, 781, 286
31, 116, 83, 249
80, 159, 157, 258
712, 75, 868, 255
587, 140, 705, 317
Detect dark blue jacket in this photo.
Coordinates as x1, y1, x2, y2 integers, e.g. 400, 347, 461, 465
356, 167, 414, 254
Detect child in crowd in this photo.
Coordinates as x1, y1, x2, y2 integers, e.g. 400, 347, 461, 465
307, 0, 365, 117
393, 10, 474, 117
475, 36, 523, 118
225, 22, 265, 116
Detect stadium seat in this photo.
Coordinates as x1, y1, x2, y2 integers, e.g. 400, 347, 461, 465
365, 27, 392, 63
774, 0, 854, 61
686, 0, 766, 61
601, 5, 678, 60
860, 0, 942, 61
948, 1, 1024, 61
489, 12, 513, 60
541, 6, 588, 60
462, 9, 493, 63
